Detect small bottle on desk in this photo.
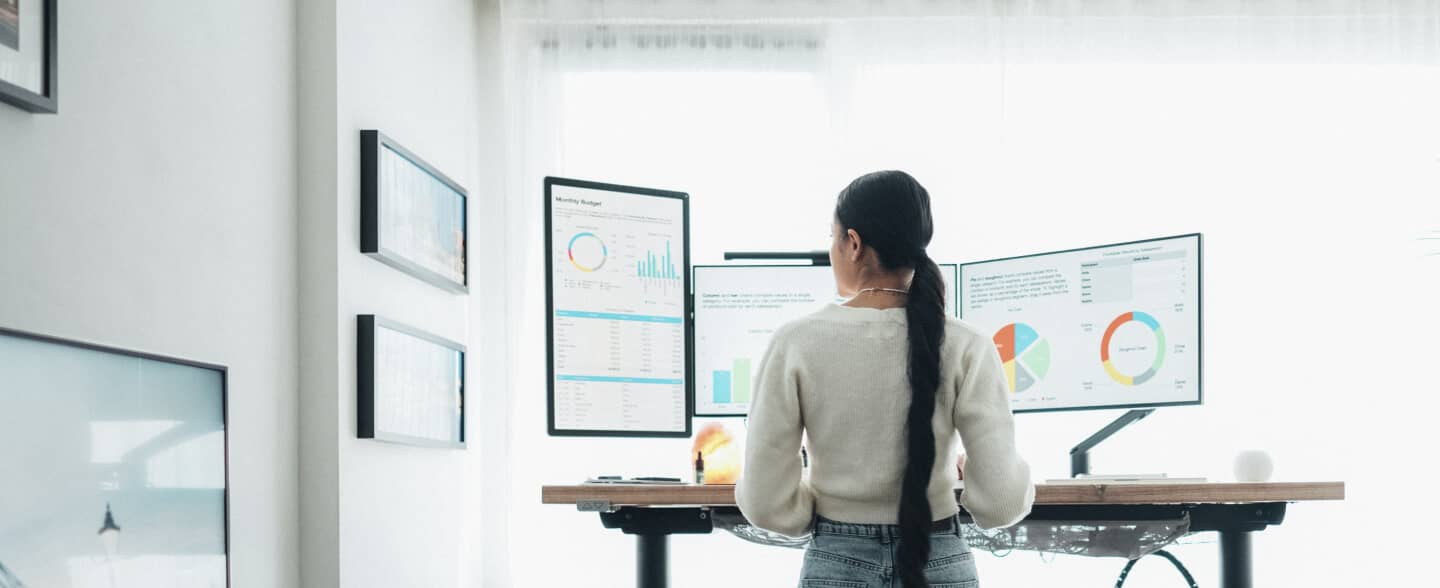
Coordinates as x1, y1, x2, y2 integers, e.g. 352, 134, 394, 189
694, 451, 705, 485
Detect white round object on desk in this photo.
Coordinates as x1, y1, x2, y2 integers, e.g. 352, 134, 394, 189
1233, 450, 1274, 482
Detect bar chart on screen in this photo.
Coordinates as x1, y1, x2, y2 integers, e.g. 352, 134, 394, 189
637, 240, 682, 292
709, 357, 753, 405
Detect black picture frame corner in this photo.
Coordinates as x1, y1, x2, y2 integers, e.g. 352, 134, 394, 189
0, 0, 59, 114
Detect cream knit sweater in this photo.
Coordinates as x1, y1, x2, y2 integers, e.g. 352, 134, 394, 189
736, 304, 1035, 537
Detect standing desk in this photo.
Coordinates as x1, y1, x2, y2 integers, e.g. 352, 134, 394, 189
542, 481, 1344, 588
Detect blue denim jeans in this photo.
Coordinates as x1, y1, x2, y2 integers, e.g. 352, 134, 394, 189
799, 514, 979, 588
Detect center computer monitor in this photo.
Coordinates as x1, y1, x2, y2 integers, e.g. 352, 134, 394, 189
959, 234, 1202, 413
692, 264, 957, 417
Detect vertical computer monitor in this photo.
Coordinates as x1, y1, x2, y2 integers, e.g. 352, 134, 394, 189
692, 264, 957, 417
545, 177, 692, 437
959, 234, 1202, 414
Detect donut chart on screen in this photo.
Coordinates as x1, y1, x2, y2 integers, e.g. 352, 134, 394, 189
567, 232, 607, 272
1101, 311, 1166, 385
993, 323, 1051, 393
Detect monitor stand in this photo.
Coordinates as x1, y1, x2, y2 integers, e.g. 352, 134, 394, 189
1069, 408, 1155, 478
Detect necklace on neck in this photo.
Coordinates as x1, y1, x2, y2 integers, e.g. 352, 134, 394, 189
856, 287, 909, 297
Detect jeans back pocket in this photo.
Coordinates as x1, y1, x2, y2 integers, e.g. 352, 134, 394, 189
800, 580, 868, 588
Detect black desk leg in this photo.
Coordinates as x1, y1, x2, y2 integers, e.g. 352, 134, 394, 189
601, 507, 712, 588
1219, 530, 1253, 588
637, 533, 668, 588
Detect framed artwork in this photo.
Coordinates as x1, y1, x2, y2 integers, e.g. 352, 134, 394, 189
360, 130, 469, 293
0, 326, 229, 587
0, 0, 57, 113
357, 315, 466, 449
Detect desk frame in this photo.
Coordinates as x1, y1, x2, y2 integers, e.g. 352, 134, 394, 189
544, 482, 1342, 588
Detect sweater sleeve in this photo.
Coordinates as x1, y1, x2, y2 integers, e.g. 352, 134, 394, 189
735, 331, 815, 537
954, 340, 1035, 529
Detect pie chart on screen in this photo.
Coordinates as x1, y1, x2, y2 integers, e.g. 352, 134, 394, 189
993, 323, 1050, 393
1101, 310, 1166, 386
567, 232, 608, 272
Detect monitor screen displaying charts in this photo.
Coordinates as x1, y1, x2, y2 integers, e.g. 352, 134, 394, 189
692, 264, 958, 417
545, 177, 691, 437
959, 234, 1202, 413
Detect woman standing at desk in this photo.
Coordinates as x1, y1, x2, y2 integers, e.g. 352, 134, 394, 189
737, 170, 1034, 587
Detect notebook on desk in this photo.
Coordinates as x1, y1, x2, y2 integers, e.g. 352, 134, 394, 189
583, 477, 689, 485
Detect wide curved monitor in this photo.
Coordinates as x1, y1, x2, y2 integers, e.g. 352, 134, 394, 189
959, 234, 1202, 414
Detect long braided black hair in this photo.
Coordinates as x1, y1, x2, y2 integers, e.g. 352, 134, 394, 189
835, 170, 945, 588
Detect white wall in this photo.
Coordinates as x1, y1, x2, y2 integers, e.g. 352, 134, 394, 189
469, 1, 513, 585
0, 0, 299, 586
297, 0, 341, 585
299, 0, 499, 586
334, 0, 482, 584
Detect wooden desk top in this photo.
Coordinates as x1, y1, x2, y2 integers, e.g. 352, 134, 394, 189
542, 481, 1345, 507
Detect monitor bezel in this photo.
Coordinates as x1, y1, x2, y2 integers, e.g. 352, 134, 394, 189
0, 324, 230, 585
544, 176, 694, 438
958, 233, 1203, 415
689, 262, 959, 418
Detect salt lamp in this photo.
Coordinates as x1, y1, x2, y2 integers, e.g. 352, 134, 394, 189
692, 422, 742, 484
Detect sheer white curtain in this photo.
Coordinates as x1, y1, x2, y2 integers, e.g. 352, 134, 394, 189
497, 2, 1440, 586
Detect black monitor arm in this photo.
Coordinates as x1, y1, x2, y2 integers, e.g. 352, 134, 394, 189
1069, 408, 1155, 478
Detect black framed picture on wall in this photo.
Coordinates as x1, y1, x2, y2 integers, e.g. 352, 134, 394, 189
357, 315, 466, 449
360, 130, 469, 293
0, 0, 57, 113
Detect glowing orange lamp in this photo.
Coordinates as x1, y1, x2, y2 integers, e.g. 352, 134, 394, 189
691, 422, 742, 484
